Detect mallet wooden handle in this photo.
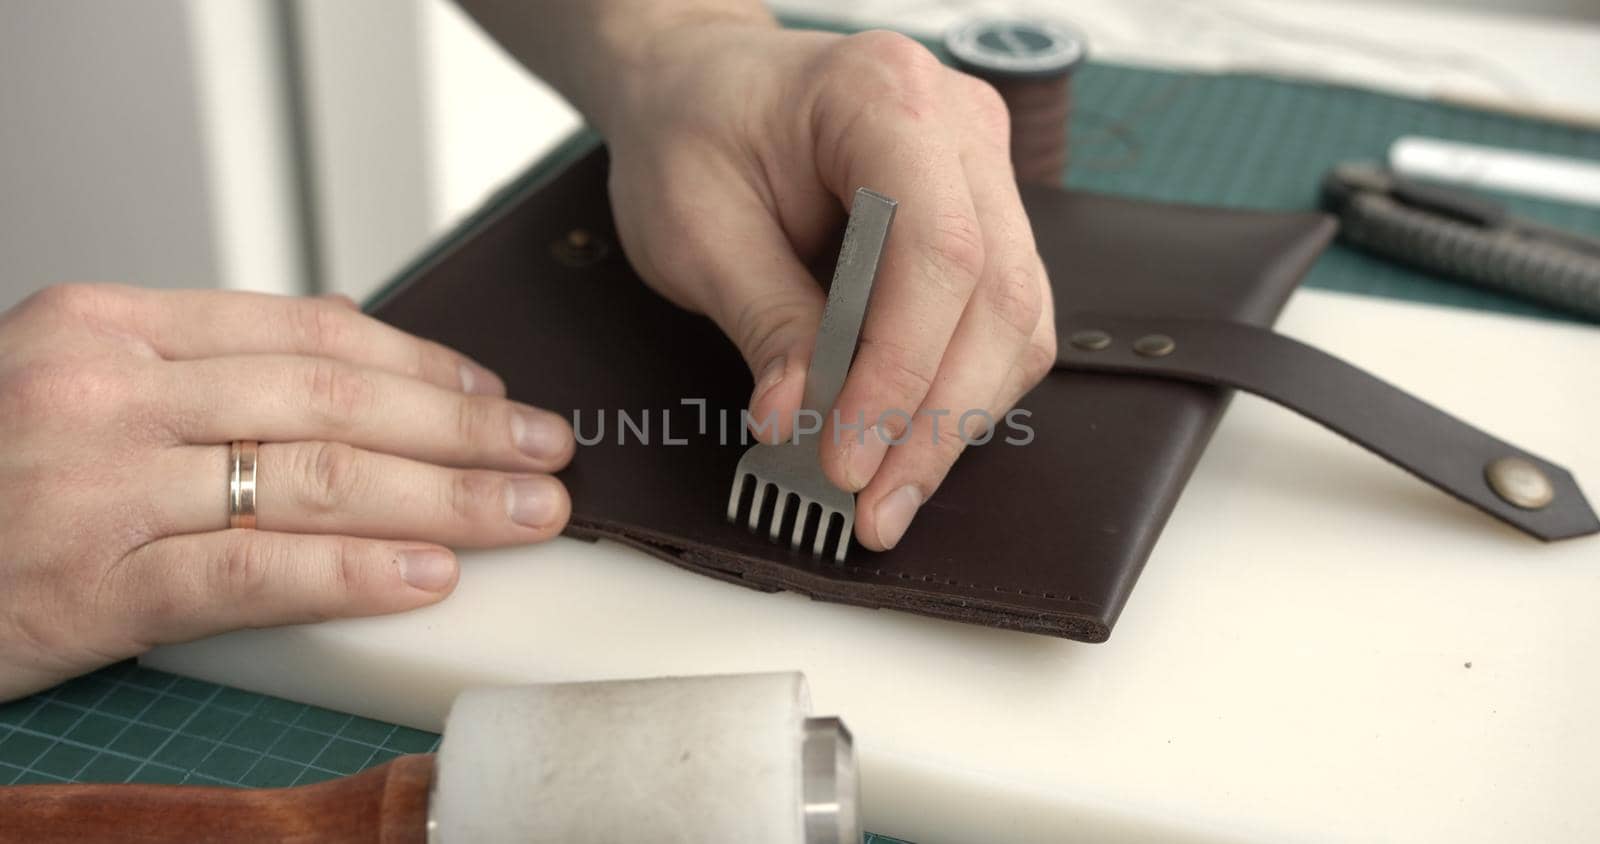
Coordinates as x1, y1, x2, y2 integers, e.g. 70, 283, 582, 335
0, 752, 433, 843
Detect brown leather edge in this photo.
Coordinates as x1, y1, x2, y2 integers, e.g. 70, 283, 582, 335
565, 519, 1113, 641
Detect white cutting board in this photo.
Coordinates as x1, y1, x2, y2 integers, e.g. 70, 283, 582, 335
146, 289, 1600, 844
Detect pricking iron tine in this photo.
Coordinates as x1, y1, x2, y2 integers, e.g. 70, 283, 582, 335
811, 510, 830, 558
767, 490, 789, 542
788, 499, 809, 551
745, 482, 767, 532
726, 472, 747, 522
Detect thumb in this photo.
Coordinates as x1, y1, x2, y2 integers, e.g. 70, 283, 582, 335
691, 217, 825, 444
113, 532, 456, 645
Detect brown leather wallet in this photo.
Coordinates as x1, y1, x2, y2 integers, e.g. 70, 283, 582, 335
370, 147, 1596, 642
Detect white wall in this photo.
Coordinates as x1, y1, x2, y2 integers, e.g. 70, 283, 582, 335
287, 0, 435, 299
0, 0, 305, 310
419, 0, 580, 231
0, 0, 581, 311
280, 0, 581, 301
185, 0, 306, 297
0, 1, 221, 309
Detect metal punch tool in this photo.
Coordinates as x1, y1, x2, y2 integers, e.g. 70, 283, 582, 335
1322, 162, 1600, 319
726, 187, 897, 563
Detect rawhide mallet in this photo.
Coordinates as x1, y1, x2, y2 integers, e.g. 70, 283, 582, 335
0, 672, 857, 844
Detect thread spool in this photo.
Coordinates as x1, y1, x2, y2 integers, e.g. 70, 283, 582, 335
946, 18, 1089, 187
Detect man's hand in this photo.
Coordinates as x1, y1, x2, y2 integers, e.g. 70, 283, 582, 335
0, 285, 574, 700
462, 3, 1057, 551
606, 25, 1057, 552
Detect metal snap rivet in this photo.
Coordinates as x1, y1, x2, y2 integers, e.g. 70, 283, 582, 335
1485, 456, 1554, 510
1069, 329, 1111, 351
551, 228, 609, 268
1133, 334, 1175, 357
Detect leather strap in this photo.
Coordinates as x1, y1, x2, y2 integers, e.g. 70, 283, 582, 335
1055, 313, 1600, 541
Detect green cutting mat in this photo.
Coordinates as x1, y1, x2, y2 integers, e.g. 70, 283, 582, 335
0, 661, 437, 788
1058, 63, 1599, 322
4, 51, 1598, 843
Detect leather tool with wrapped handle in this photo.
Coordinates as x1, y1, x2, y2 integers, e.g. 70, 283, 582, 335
727, 187, 897, 563
1322, 161, 1600, 319
0, 673, 857, 844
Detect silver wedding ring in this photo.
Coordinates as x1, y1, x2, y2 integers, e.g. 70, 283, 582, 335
229, 440, 259, 529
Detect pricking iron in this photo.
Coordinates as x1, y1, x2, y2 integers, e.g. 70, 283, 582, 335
726, 188, 897, 563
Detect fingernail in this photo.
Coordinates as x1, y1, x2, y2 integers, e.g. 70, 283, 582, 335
751, 357, 787, 406
398, 549, 456, 592
844, 425, 890, 491
513, 408, 571, 460
874, 485, 922, 550
459, 362, 501, 395
507, 476, 562, 528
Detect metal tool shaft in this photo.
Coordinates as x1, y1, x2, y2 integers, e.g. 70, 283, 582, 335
799, 189, 898, 425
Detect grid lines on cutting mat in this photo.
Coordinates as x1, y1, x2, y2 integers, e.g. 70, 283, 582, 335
1060, 62, 1600, 324
0, 661, 438, 788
